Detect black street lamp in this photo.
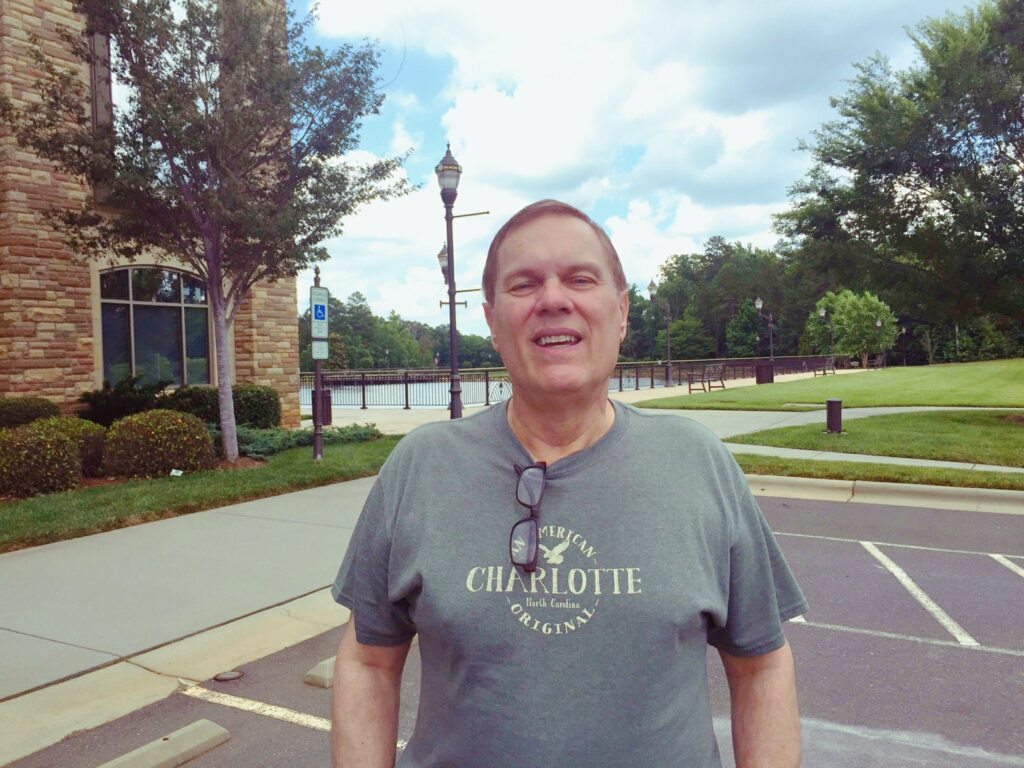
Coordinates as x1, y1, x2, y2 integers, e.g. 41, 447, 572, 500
818, 305, 833, 354
754, 296, 775, 361
648, 280, 673, 387
875, 316, 883, 367
436, 144, 463, 419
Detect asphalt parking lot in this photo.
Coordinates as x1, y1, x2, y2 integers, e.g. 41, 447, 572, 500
11, 496, 1024, 767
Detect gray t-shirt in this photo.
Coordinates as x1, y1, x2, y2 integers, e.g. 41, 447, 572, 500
333, 400, 807, 768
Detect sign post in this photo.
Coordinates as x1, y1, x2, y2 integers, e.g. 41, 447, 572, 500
310, 269, 329, 460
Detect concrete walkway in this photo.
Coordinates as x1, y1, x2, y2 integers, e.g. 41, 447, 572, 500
2, 372, 1022, 763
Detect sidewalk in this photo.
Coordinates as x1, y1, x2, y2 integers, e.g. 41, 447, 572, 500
2, 374, 1022, 763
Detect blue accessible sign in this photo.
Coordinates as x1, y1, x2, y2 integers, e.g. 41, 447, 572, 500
310, 286, 329, 339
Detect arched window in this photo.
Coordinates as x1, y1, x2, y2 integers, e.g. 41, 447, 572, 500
99, 267, 210, 387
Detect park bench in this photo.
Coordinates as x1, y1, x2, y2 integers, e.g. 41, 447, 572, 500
813, 355, 836, 376
869, 355, 886, 369
688, 362, 726, 394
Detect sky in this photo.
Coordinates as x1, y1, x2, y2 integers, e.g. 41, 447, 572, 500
297, 0, 974, 337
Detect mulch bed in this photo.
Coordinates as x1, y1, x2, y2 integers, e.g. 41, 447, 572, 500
12, 456, 268, 496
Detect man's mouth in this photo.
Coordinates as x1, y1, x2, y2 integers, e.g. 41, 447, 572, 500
535, 334, 581, 348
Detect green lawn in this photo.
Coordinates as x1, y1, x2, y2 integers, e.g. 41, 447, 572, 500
727, 410, 1024, 467
638, 359, 1024, 411
0, 436, 400, 553
733, 454, 1024, 492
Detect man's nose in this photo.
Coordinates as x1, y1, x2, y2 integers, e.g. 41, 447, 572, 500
536, 278, 573, 312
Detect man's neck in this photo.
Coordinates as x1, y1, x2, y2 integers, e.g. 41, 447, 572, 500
506, 393, 615, 465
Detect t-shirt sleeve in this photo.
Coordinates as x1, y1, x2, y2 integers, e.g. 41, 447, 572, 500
331, 479, 417, 646
706, 465, 808, 657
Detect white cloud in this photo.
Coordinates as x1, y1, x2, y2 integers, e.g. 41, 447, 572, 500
302, 0, 972, 335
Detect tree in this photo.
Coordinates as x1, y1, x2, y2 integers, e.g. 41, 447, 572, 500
663, 308, 715, 360
827, 290, 897, 367
776, 0, 1024, 326
725, 299, 760, 357
5, 0, 410, 460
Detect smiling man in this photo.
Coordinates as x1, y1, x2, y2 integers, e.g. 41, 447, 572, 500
331, 200, 807, 768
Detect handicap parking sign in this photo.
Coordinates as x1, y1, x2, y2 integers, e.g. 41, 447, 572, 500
310, 286, 329, 339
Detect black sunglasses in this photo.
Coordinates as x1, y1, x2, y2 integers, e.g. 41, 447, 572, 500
510, 462, 546, 572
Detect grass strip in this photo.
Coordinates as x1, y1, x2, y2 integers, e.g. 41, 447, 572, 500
727, 410, 1024, 468
638, 359, 1024, 411
733, 453, 1024, 492
0, 436, 401, 553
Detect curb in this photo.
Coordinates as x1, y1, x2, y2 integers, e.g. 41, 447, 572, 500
96, 719, 229, 768
0, 589, 348, 766
748, 474, 1024, 515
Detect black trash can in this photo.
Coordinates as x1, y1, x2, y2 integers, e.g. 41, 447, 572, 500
755, 361, 775, 384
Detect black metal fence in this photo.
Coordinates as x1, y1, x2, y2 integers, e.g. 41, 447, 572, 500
299, 355, 841, 410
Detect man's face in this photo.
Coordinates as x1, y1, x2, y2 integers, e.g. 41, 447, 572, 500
483, 214, 628, 403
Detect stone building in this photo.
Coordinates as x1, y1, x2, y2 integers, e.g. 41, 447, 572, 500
0, 1, 300, 427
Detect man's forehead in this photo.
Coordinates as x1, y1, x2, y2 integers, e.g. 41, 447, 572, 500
496, 214, 607, 266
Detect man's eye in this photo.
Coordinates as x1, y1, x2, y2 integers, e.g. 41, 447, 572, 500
569, 275, 596, 287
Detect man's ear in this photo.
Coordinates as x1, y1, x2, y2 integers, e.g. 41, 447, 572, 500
483, 302, 500, 352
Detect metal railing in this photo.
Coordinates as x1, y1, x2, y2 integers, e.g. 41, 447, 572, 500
299, 355, 840, 410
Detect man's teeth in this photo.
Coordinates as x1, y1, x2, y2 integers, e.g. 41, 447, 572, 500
537, 334, 579, 346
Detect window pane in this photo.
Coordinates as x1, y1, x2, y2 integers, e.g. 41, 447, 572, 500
133, 306, 182, 386
185, 307, 210, 385
101, 303, 131, 385
132, 268, 180, 303
183, 275, 207, 304
100, 270, 129, 300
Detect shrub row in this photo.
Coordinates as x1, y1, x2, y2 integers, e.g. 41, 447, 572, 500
0, 393, 377, 498
77, 378, 281, 430
0, 396, 60, 428
207, 423, 381, 460
160, 383, 280, 429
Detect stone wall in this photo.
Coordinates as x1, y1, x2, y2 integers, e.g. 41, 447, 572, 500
0, 0, 301, 427
0, 0, 96, 407
233, 276, 301, 428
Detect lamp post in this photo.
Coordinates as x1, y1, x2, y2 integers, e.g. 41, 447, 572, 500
436, 144, 463, 419
647, 280, 672, 387
754, 296, 775, 361
875, 316, 883, 368
818, 305, 833, 354
900, 326, 907, 366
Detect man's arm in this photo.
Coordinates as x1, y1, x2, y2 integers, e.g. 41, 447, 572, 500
331, 616, 412, 768
719, 640, 801, 768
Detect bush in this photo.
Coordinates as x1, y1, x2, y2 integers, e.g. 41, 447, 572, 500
104, 410, 215, 478
79, 375, 170, 427
232, 383, 281, 429
0, 396, 60, 428
159, 386, 220, 424
0, 425, 79, 497
207, 423, 381, 460
26, 416, 106, 477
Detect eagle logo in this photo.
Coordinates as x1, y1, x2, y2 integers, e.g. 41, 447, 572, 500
539, 538, 571, 565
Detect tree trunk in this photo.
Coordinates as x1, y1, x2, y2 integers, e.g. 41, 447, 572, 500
210, 281, 239, 462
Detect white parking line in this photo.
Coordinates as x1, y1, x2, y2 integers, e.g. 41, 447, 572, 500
775, 530, 1022, 559
181, 684, 411, 750
787, 619, 1024, 658
860, 542, 979, 646
181, 685, 329, 730
991, 553, 1024, 580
